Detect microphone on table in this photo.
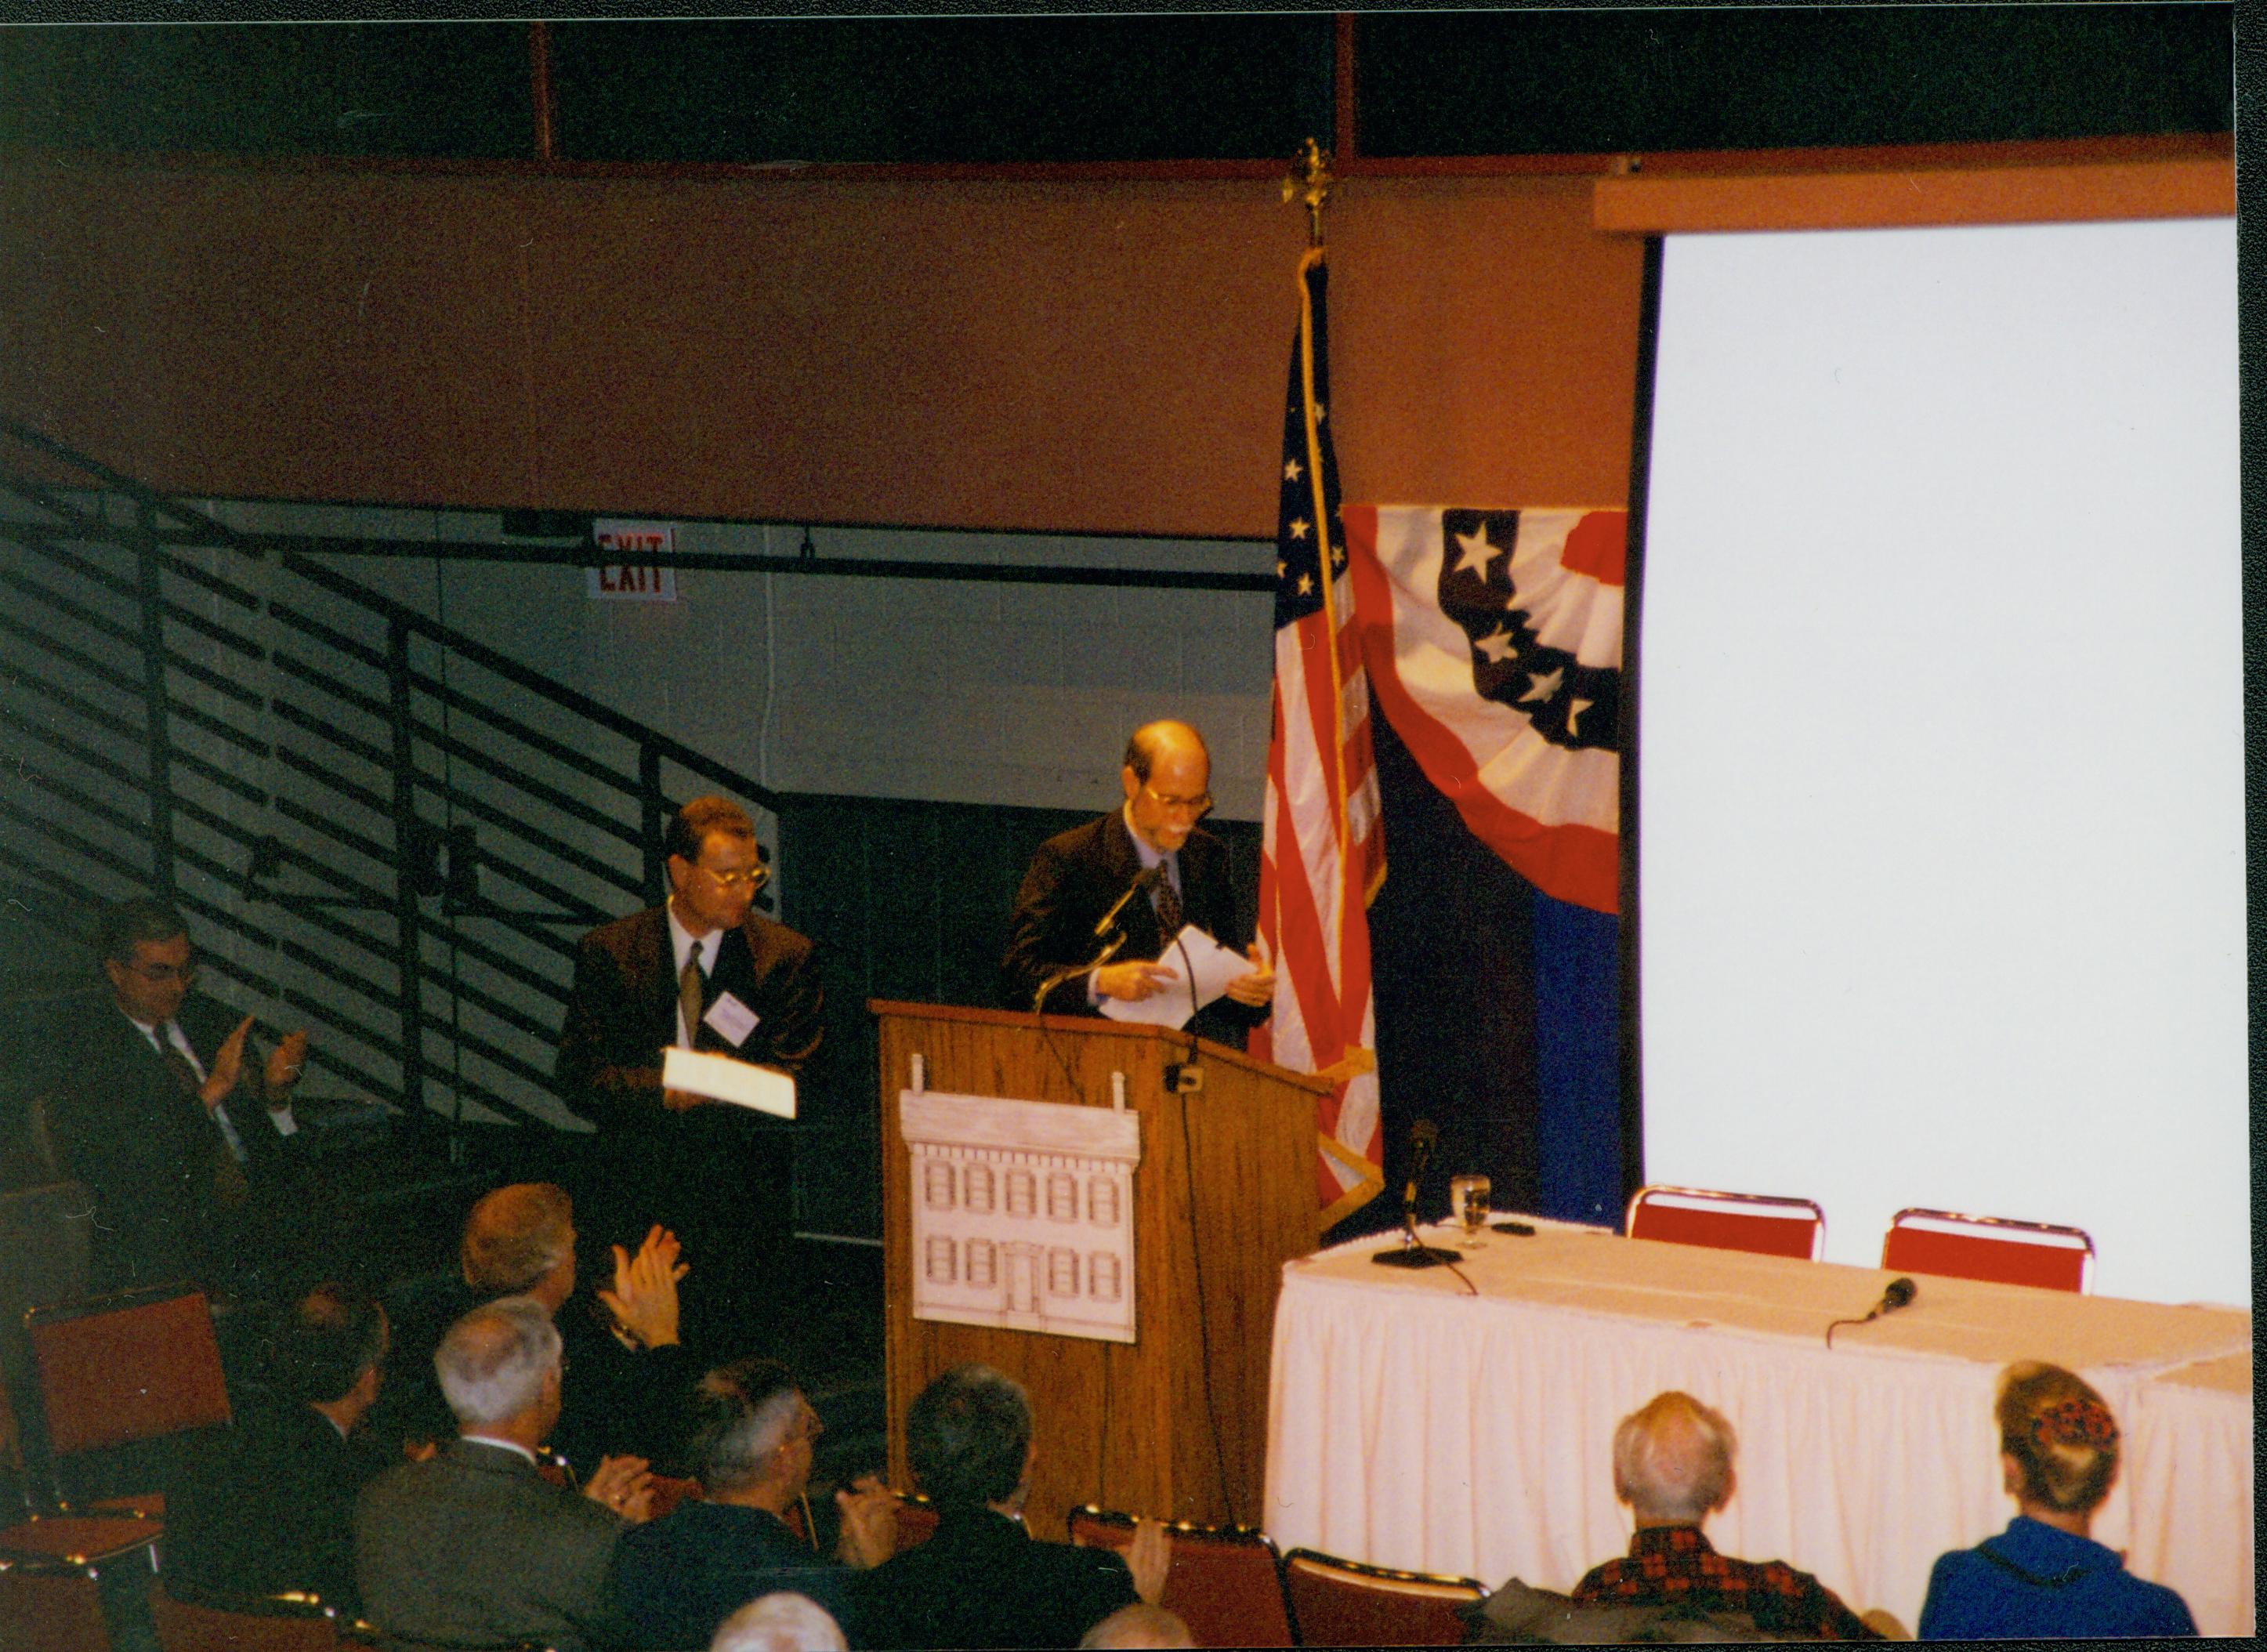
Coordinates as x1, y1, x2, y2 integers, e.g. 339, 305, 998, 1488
1827, 1276, 1918, 1348
1373, 1118, 1460, 1270
1093, 862, 1166, 939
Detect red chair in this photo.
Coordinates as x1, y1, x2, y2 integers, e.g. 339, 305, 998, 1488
890, 1489, 938, 1552
0, 1516, 163, 1652
21, 1284, 231, 1519
1625, 1186, 1825, 1261
1881, 1208, 2094, 1293
1281, 1547, 1487, 1647
1068, 1505, 1294, 1647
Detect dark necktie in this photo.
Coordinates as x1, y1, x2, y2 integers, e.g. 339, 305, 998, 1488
678, 955, 706, 1048
1153, 866, 1183, 936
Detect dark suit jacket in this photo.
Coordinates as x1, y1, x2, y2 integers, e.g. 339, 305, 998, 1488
556, 905, 823, 1137
609, 1498, 854, 1650
999, 810, 1262, 1045
163, 1392, 384, 1614
41, 989, 306, 1294
847, 1507, 1139, 1650
355, 1437, 626, 1652
361, 1274, 697, 1480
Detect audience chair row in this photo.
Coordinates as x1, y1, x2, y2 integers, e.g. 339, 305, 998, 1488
1625, 1186, 2096, 1292
1067, 1504, 1486, 1647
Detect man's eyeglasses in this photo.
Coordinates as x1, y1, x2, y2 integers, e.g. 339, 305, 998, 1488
1142, 784, 1214, 819
125, 959, 199, 984
697, 864, 769, 892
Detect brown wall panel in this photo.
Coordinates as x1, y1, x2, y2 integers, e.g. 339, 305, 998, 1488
0, 160, 1646, 534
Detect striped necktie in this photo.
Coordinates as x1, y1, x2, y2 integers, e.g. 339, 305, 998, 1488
678, 955, 705, 1048
1153, 864, 1183, 936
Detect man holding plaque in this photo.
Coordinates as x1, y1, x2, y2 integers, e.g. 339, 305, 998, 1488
557, 795, 823, 1344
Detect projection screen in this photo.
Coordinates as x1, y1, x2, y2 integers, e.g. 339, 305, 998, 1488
1635, 218, 2243, 1307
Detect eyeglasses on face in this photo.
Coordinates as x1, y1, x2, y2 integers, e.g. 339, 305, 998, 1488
696, 863, 767, 891
1142, 784, 1213, 818
125, 958, 200, 984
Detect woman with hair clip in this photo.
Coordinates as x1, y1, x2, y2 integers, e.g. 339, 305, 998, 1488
1918, 1361, 2196, 1639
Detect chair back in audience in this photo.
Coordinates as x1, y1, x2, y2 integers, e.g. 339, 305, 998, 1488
1881, 1208, 2094, 1293
150, 1580, 359, 1652
0, 1517, 164, 1652
23, 1284, 230, 1513
1067, 1505, 1294, 1648
643, 1475, 702, 1523
1280, 1547, 1486, 1647
1624, 1186, 1825, 1261
889, 1489, 938, 1552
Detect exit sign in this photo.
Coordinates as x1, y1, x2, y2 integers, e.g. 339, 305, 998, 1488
588, 520, 679, 602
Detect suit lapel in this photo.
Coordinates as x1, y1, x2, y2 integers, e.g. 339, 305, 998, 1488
1100, 812, 1166, 958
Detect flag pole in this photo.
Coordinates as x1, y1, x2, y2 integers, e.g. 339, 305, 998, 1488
1282, 136, 1334, 247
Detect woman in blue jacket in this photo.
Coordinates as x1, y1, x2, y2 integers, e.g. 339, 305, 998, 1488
1918, 1360, 2196, 1639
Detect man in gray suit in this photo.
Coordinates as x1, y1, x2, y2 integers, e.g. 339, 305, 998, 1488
355, 1296, 655, 1652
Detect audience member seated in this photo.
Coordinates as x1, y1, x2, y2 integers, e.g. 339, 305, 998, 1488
1916, 1361, 2196, 1639
610, 1357, 897, 1648
366, 1180, 694, 1475
848, 1364, 1168, 1650
164, 1281, 390, 1613
354, 1295, 655, 1652
1078, 1603, 1196, 1649
711, 1592, 849, 1652
1560, 1390, 1879, 1641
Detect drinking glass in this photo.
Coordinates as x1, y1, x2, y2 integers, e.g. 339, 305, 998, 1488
1450, 1174, 1491, 1244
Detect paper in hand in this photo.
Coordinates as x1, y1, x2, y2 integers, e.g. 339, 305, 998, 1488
1097, 926, 1250, 1028
661, 1046, 797, 1118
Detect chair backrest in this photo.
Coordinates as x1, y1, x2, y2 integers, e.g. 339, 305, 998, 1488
643, 1474, 702, 1523
0, 1555, 113, 1652
1281, 1547, 1487, 1648
27, 1287, 231, 1458
1067, 1505, 1294, 1648
1881, 1208, 2094, 1293
150, 1581, 348, 1652
890, 1490, 938, 1552
1625, 1186, 1824, 1261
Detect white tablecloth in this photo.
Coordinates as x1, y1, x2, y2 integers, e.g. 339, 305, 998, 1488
1262, 1224, 2251, 1636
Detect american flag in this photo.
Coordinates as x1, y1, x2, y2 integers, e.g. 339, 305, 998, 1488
1255, 248, 1387, 1224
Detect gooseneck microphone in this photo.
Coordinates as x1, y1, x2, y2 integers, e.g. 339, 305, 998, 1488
1373, 1118, 1461, 1270
1092, 862, 1166, 939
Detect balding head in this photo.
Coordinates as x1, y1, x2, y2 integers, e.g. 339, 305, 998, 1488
436, 1296, 561, 1433
1612, 1391, 1737, 1524
1079, 1604, 1196, 1649
460, 1183, 576, 1308
1120, 721, 1213, 855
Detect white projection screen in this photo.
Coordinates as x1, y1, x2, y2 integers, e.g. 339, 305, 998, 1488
1636, 217, 2243, 1308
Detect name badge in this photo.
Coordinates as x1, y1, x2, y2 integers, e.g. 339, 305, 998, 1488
704, 991, 760, 1049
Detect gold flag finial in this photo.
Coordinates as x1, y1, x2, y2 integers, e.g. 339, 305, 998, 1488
1282, 137, 1334, 248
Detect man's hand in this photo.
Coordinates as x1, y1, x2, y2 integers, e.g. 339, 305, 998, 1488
263, 1027, 310, 1102
584, 1454, 655, 1523
1222, 943, 1276, 1009
834, 1475, 900, 1569
661, 1088, 712, 1112
597, 1226, 687, 1349
198, 1016, 255, 1110
1092, 962, 1175, 1003
1125, 1517, 1172, 1605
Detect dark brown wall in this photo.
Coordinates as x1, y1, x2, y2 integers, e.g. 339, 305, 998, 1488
0, 159, 1646, 534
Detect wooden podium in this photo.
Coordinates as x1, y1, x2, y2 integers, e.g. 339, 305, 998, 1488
872, 1000, 1327, 1538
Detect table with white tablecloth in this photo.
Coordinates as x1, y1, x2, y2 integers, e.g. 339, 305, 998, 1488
1262, 1223, 2251, 1636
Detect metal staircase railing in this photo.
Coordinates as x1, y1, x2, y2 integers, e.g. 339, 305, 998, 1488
0, 418, 784, 1141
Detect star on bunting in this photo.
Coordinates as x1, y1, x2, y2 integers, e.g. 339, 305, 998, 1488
1474, 629, 1519, 665
1453, 528, 1498, 578
1519, 667, 1566, 704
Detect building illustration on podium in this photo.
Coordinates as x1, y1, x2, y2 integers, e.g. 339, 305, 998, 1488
899, 1089, 1142, 1343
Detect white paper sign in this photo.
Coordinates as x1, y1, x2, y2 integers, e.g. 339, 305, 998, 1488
661, 1047, 795, 1118
703, 990, 759, 1049
588, 520, 678, 602
1097, 926, 1249, 1028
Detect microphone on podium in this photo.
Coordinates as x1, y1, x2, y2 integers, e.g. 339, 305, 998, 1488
1373, 1118, 1461, 1270
1092, 862, 1166, 940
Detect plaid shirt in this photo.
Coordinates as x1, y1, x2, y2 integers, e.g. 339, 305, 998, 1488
1570, 1524, 1880, 1639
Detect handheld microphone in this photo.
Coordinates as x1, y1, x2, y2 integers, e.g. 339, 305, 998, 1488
1877, 1277, 1917, 1317
1092, 863, 1166, 939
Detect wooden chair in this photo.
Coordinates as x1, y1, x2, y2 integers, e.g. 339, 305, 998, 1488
0, 1516, 164, 1652
150, 1580, 363, 1652
643, 1474, 703, 1523
20, 1284, 232, 1518
1068, 1505, 1294, 1648
1624, 1186, 1825, 1261
1881, 1208, 2094, 1292
1281, 1547, 1487, 1647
